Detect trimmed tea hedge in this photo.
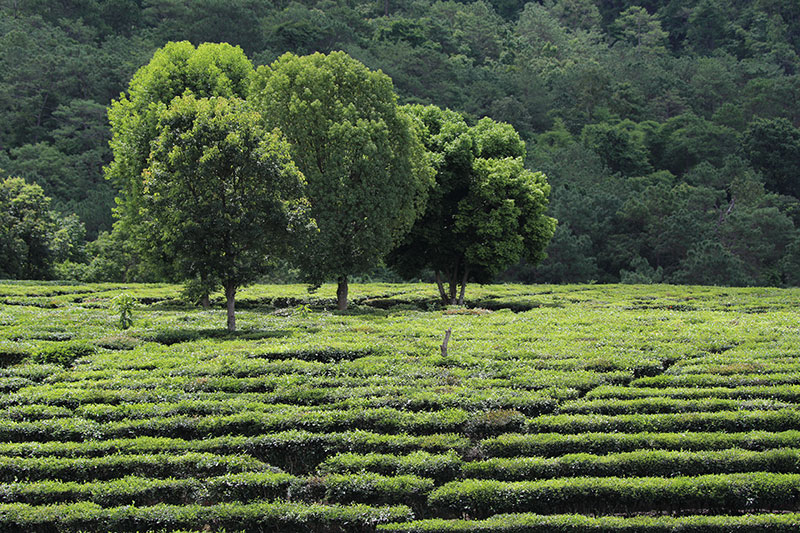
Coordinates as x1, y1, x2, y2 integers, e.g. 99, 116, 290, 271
378, 513, 800, 532
428, 473, 800, 518
0, 452, 273, 482
0, 501, 413, 532
4, 282, 800, 531
462, 448, 800, 480
480, 431, 800, 458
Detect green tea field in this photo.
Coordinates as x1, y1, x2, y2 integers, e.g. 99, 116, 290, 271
1, 282, 800, 532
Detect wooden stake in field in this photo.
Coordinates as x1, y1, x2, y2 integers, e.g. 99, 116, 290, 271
441, 328, 452, 357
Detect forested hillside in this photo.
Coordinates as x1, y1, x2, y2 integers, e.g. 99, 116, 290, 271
2, 0, 800, 286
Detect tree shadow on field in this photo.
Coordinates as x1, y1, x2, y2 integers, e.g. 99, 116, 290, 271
139, 328, 293, 346
332, 305, 393, 317
252, 347, 382, 362
473, 298, 565, 312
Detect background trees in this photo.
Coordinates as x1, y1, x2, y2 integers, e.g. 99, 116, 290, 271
0, 177, 84, 279
743, 118, 800, 198
5, 0, 800, 288
0, 177, 57, 280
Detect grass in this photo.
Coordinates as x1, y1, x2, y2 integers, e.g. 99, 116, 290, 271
0, 281, 799, 531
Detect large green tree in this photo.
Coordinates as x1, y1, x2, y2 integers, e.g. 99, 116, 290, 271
251, 51, 432, 310
143, 94, 308, 331
390, 104, 556, 305
106, 41, 255, 286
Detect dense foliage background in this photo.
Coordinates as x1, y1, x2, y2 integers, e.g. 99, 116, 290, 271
2, 0, 800, 286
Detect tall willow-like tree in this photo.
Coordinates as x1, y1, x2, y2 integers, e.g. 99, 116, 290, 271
390, 104, 556, 305
251, 51, 432, 311
143, 95, 308, 331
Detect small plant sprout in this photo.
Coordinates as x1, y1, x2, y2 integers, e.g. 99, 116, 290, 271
293, 303, 312, 318
114, 293, 136, 330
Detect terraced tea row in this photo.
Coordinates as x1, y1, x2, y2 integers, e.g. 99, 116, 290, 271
5, 446, 799, 484
1, 282, 799, 531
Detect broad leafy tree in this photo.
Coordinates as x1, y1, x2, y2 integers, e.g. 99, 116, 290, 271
686, 0, 730, 55
390, 105, 556, 305
581, 120, 653, 176
610, 6, 669, 52
106, 41, 255, 285
143, 95, 308, 331
656, 113, 738, 176
251, 51, 432, 310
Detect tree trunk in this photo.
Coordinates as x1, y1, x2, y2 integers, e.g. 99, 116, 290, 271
457, 267, 468, 306
435, 271, 448, 306
337, 275, 348, 311
197, 273, 212, 309
447, 269, 458, 305
225, 283, 236, 332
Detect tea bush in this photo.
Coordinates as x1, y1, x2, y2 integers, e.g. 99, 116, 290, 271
32, 342, 96, 367
2, 282, 800, 531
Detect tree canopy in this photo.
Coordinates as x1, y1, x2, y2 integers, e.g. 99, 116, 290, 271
105, 41, 255, 284
143, 94, 308, 330
107, 40, 254, 222
0, 177, 85, 280
390, 104, 556, 304
250, 51, 432, 309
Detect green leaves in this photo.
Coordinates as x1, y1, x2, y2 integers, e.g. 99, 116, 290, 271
389, 105, 555, 304
428, 473, 800, 518
113, 293, 135, 330
251, 51, 433, 308
142, 93, 308, 329
0, 177, 66, 280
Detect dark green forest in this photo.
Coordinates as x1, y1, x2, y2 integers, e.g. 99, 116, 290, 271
2, 0, 800, 286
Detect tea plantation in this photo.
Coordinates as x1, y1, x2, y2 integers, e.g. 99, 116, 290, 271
1, 281, 800, 532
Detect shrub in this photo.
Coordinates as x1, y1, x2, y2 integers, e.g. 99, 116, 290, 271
462, 448, 800, 480
525, 409, 800, 434
318, 451, 463, 482
94, 335, 139, 351
32, 342, 96, 367
0, 501, 413, 532
0, 344, 27, 367
138, 329, 200, 346
463, 410, 526, 438
0, 452, 274, 482
114, 293, 135, 330
427, 473, 800, 518
480, 430, 800, 458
